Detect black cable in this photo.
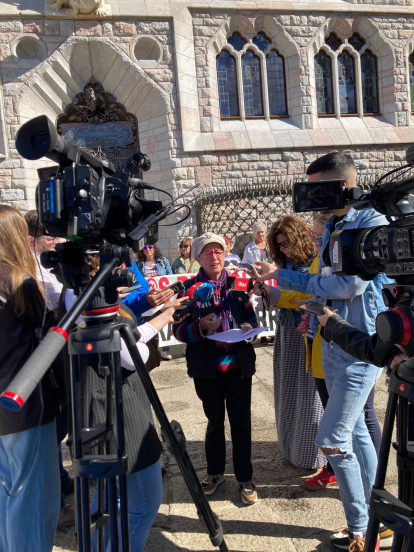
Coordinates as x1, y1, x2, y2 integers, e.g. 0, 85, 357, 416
159, 204, 191, 226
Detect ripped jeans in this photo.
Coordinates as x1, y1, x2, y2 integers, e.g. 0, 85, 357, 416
316, 340, 380, 533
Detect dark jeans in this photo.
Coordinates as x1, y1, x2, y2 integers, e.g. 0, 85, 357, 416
194, 369, 253, 482
314, 377, 381, 474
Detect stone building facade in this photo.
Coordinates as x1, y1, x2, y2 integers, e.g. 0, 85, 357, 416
1, 0, 414, 257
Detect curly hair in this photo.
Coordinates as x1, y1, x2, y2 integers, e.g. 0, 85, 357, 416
136, 244, 165, 267
268, 215, 315, 266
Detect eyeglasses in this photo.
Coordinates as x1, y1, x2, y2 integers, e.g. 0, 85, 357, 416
275, 240, 290, 250
34, 235, 57, 243
312, 232, 323, 240
143, 245, 153, 250
201, 249, 224, 259
180, 245, 190, 249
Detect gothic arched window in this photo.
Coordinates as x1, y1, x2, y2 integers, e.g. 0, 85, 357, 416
216, 51, 239, 117
266, 50, 287, 116
242, 50, 263, 116
325, 33, 342, 52
361, 50, 378, 114
409, 51, 414, 113
253, 32, 271, 51
315, 51, 334, 115
338, 51, 357, 114
228, 32, 246, 51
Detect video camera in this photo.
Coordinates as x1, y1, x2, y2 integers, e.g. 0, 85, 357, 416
293, 146, 414, 285
15, 115, 161, 250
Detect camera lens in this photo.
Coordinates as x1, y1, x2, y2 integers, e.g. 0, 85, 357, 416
30, 134, 50, 151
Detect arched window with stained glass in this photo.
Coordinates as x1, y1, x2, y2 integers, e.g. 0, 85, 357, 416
266, 50, 287, 116
217, 51, 239, 117
338, 50, 357, 114
361, 50, 378, 114
315, 51, 334, 115
253, 32, 271, 51
409, 51, 414, 113
242, 50, 264, 117
228, 32, 246, 51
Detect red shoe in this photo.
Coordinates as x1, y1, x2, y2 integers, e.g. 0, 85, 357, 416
301, 466, 338, 491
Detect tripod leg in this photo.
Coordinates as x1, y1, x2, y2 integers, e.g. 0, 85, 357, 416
111, 352, 130, 552
121, 326, 229, 552
365, 391, 399, 552
70, 354, 85, 552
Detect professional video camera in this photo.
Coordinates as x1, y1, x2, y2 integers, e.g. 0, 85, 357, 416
293, 152, 414, 552
0, 116, 230, 552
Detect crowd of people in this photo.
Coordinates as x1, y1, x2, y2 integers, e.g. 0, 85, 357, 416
0, 151, 406, 552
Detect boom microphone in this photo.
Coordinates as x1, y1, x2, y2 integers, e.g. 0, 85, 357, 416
173, 282, 214, 321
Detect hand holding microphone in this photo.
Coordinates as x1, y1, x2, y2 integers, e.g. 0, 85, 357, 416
173, 282, 214, 321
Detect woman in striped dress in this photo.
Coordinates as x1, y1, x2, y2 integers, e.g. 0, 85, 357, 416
255, 215, 326, 469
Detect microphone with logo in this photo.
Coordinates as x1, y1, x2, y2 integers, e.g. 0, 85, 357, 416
173, 282, 214, 321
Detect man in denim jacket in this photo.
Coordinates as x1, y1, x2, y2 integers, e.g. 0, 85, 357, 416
256, 152, 390, 552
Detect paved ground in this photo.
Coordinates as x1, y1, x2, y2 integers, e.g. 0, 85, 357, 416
54, 345, 397, 552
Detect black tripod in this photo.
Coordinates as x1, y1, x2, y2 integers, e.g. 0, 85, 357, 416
65, 255, 229, 552
364, 358, 414, 552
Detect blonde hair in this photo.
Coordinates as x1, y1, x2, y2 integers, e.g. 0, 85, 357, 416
179, 237, 194, 262
0, 205, 43, 315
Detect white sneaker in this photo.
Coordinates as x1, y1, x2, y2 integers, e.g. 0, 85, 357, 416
161, 351, 172, 360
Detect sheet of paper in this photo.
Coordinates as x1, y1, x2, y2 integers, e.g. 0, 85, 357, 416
206, 326, 270, 343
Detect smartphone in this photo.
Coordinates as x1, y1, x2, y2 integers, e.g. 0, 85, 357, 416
159, 280, 185, 295
299, 302, 326, 316
238, 262, 261, 274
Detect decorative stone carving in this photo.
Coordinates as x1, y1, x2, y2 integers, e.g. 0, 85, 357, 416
47, 0, 109, 17
56, 79, 139, 171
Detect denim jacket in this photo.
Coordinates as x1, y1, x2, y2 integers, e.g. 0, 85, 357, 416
277, 257, 312, 327
276, 208, 392, 336
137, 257, 173, 277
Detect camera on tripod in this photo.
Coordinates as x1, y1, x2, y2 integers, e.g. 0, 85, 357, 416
15, 115, 160, 251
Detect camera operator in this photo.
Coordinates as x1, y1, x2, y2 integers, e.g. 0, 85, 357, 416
63, 266, 187, 552
254, 152, 392, 551
0, 205, 61, 552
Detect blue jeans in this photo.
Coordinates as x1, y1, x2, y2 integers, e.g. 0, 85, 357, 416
316, 340, 379, 533
91, 459, 163, 552
0, 420, 60, 552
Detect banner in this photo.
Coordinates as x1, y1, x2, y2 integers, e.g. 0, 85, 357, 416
140, 273, 278, 347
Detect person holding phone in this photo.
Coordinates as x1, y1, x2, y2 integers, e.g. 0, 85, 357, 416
252, 215, 326, 470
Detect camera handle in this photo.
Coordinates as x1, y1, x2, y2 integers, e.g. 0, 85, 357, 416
364, 358, 414, 552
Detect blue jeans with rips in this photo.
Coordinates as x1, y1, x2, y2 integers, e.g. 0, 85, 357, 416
0, 420, 60, 552
91, 459, 163, 552
316, 340, 380, 534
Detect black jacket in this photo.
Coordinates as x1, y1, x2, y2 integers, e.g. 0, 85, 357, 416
180, 277, 256, 380
0, 265, 61, 436
324, 313, 400, 369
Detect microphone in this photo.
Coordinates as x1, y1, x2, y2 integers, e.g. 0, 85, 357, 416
173, 282, 214, 321
226, 276, 254, 292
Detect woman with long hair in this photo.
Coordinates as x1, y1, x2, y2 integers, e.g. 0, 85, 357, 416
136, 244, 173, 359
136, 244, 172, 278
0, 205, 61, 552
171, 238, 200, 274
256, 215, 326, 469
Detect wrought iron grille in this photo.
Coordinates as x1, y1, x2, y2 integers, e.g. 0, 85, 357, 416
193, 174, 379, 257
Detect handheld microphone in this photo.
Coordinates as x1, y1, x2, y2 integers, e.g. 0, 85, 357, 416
173, 282, 214, 321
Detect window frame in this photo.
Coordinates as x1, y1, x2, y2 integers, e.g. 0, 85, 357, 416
216, 32, 289, 121
408, 50, 414, 114
314, 49, 336, 117
241, 47, 266, 119
316, 36, 382, 118
266, 48, 289, 119
360, 49, 380, 116
216, 48, 241, 120
337, 48, 358, 116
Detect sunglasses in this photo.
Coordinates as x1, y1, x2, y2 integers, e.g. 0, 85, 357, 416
201, 249, 224, 259
143, 245, 153, 250
275, 240, 290, 249
180, 245, 190, 249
